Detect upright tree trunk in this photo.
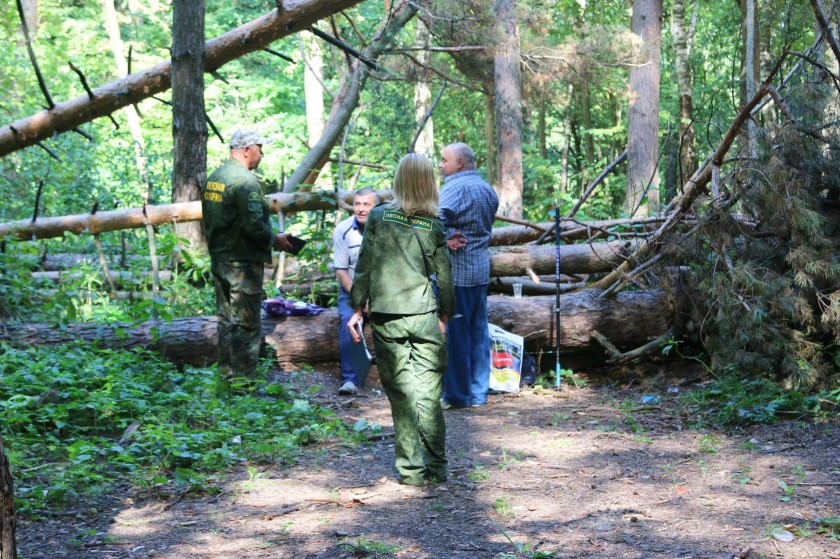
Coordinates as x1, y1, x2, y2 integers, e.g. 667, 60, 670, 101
537, 101, 547, 159
413, 19, 435, 157
21, 0, 37, 35
742, 0, 759, 160
483, 86, 498, 186
626, 0, 662, 217
494, 0, 524, 219
671, 0, 697, 183
301, 32, 331, 189
0, 434, 16, 559
580, 79, 595, 167
101, 0, 152, 198
560, 84, 573, 194
171, 0, 208, 252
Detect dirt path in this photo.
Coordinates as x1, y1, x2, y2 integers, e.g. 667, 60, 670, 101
19, 365, 840, 559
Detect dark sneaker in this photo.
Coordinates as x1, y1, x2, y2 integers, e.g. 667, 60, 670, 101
338, 381, 359, 395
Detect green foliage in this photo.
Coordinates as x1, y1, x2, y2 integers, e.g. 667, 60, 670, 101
339, 537, 401, 558
680, 372, 820, 429
493, 496, 515, 518
0, 342, 349, 517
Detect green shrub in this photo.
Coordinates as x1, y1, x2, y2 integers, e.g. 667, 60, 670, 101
0, 342, 349, 516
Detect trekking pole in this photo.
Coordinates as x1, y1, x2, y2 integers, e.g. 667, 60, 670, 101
553, 204, 562, 389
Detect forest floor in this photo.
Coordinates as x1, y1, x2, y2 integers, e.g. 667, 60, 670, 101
17, 361, 840, 559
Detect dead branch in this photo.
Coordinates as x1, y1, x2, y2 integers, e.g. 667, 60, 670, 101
493, 214, 547, 232
262, 46, 295, 64
809, 0, 840, 67
590, 80, 778, 293
389, 45, 487, 52
68, 62, 95, 100
401, 52, 479, 91
309, 26, 378, 71
16, 0, 53, 109
532, 150, 628, 247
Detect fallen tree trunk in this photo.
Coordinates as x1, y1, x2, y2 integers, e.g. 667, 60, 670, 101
0, 190, 370, 241
22, 242, 633, 280
31, 270, 175, 284
0, 289, 671, 365
489, 240, 639, 276
1, 188, 673, 245
489, 276, 587, 296
0, 0, 364, 157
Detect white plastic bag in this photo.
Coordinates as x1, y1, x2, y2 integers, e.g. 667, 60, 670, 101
488, 323, 524, 393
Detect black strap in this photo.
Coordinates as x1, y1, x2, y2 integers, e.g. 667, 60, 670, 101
409, 221, 434, 282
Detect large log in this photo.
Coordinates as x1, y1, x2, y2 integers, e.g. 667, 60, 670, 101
489, 240, 639, 276
0, 190, 368, 241
23, 242, 633, 281
0, 0, 364, 157
0, 290, 671, 365
1, 190, 666, 245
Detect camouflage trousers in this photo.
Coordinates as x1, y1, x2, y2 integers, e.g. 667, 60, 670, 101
370, 311, 448, 485
212, 259, 264, 377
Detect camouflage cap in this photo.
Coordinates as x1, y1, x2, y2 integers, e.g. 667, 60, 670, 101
229, 128, 273, 149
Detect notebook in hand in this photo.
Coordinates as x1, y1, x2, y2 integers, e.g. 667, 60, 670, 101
285, 234, 307, 255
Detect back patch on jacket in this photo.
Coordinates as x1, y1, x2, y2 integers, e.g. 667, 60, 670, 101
383, 210, 432, 231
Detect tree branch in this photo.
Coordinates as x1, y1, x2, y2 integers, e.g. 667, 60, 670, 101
16, 0, 54, 109
309, 26, 378, 71
809, 0, 840, 66
0, 0, 365, 157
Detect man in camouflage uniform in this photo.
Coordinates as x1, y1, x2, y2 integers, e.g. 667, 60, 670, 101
202, 128, 292, 378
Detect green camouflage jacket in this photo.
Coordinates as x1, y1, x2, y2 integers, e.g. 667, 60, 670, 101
202, 158, 273, 263
351, 204, 454, 318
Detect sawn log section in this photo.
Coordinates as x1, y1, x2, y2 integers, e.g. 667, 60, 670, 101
0, 289, 670, 365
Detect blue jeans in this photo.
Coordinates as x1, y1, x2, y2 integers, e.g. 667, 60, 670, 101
443, 284, 491, 407
338, 289, 360, 385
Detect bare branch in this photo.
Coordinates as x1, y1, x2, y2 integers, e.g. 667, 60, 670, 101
309, 26, 378, 71
809, 0, 840, 66
68, 62, 95, 100
262, 46, 296, 64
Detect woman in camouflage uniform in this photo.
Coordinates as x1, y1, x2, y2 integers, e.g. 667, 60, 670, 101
348, 153, 455, 486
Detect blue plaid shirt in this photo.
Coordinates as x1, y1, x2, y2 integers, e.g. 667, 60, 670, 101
439, 170, 499, 286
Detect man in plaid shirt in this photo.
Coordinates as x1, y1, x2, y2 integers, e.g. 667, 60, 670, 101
438, 143, 499, 409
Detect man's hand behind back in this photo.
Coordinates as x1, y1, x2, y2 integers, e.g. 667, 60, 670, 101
447, 232, 467, 251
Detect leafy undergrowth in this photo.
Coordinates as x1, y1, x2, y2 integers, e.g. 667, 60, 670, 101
0, 342, 354, 518
679, 371, 823, 428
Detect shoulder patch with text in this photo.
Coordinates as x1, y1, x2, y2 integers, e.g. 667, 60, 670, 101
383, 210, 433, 231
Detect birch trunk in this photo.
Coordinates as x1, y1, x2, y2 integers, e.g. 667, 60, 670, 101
413, 19, 435, 157
300, 32, 331, 188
